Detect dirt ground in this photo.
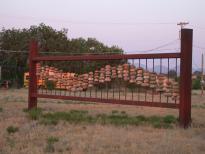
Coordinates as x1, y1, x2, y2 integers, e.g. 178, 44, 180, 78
0, 89, 205, 154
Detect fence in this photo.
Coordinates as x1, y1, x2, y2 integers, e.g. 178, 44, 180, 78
28, 29, 193, 128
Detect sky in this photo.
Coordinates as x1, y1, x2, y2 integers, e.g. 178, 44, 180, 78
0, 0, 205, 68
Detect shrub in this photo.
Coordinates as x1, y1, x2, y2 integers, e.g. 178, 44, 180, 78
45, 136, 59, 153
28, 108, 43, 120
192, 78, 201, 89
47, 136, 59, 144
45, 80, 56, 90
163, 115, 177, 124
7, 126, 19, 134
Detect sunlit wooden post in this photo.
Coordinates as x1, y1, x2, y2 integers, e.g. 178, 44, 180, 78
179, 29, 193, 128
28, 40, 38, 109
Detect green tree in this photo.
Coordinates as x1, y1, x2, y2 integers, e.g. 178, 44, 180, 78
0, 23, 123, 87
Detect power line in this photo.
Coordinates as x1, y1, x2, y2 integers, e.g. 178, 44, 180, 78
0, 39, 180, 55
0, 49, 122, 55
0, 14, 177, 26
130, 39, 179, 53
189, 25, 205, 31
193, 45, 205, 50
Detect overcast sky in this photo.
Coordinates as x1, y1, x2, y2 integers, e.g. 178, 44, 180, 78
0, 0, 205, 68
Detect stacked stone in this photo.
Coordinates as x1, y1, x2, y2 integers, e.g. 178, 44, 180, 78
129, 65, 136, 83
53, 68, 58, 82
61, 73, 67, 89
70, 77, 78, 92
88, 72, 94, 88
123, 64, 129, 81
55, 70, 62, 89
117, 65, 123, 79
94, 70, 99, 84
163, 78, 173, 97
99, 68, 105, 83
136, 67, 143, 85
76, 76, 84, 91
36, 63, 41, 76
172, 81, 179, 100
45, 66, 49, 78
141, 70, 150, 87
66, 75, 72, 91
156, 74, 166, 92
82, 73, 89, 90
71, 75, 81, 91
149, 72, 157, 88
105, 65, 111, 82
111, 66, 117, 79
40, 66, 45, 84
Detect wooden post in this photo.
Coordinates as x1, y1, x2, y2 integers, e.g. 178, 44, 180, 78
28, 40, 38, 109
0, 66, 1, 81
179, 29, 193, 128
201, 53, 204, 95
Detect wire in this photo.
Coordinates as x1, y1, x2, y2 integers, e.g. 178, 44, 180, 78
0, 49, 122, 55
0, 39, 180, 55
0, 14, 177, 26
193, 59, 201, 70
130, 39, 180, 53
193, 45, 205, 50
189, 25, 205, 31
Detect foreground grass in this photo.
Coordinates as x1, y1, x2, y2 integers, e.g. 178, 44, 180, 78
25, 108, 177, 128
45, 136, 59, 153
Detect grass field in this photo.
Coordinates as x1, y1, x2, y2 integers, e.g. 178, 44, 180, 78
0, 89, 205, 154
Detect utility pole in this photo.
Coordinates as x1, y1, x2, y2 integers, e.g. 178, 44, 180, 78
177, 22, 189, 29
201, 53, 204, 95
177, 22, 189, 41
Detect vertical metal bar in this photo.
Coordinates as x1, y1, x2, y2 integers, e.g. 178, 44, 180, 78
179, 29, 193, 128
125, 60, 128, 100
145, 59, 147, 102
138, 59, 141, 101
168, 58, 170, 80
160, 58, 162, 103
132, 59, 134, 101
28, 40, 38, 109
100, 83, 102, 99
176, 58, 178, 76
175, 58, 178, 104
119, 79, 121, 100
106, 82, 108, 99
89, 61, 92, 98
160, 58, 162, 73
152, 59, 154, 102
60, 72, 62, 96
113, 81, 114, 99
167, 58, 170, 103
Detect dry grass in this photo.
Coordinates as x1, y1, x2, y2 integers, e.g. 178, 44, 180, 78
0, 88, 205, 154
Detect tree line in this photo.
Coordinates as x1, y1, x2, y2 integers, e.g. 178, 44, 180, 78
0, 23, 123, 87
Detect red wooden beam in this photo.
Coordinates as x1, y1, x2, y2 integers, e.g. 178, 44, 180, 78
179, 29, 193, 128
28, 41, 38, 109
35, 93, 179, 109
33, 53, 181, 61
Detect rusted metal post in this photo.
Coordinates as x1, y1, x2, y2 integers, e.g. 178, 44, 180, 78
28, 40, 38, 109
179, 29, 193, 128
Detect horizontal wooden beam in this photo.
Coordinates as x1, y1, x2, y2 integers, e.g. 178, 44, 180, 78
33, 53, 181, 61
35, 94, 179, 109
